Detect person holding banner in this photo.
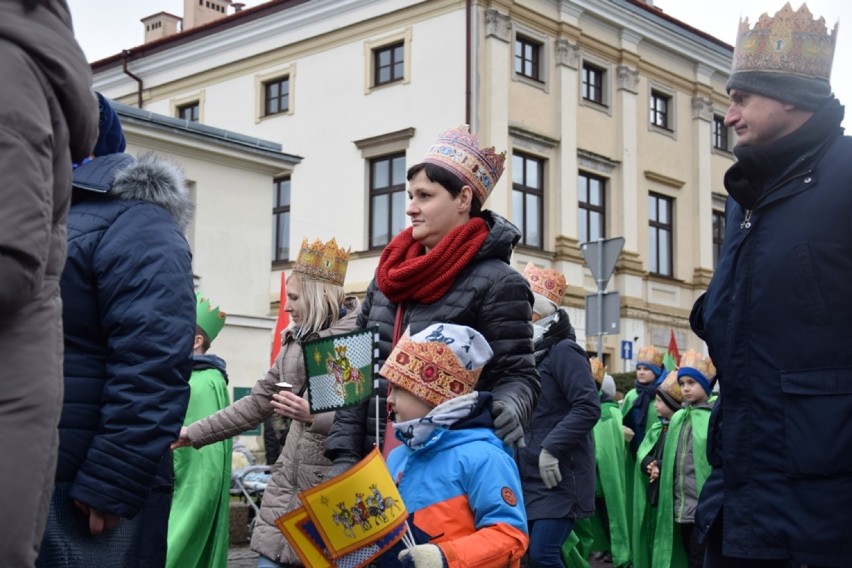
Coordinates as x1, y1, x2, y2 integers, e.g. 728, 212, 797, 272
172, 237, 359, 568
381, 323, 529, 567
325, 125, 540, 476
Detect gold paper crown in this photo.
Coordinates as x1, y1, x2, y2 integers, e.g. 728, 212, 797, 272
678, 349, 717, 382
637, 345, 664, 368
381, 336, 482, 408
590, 357, 606, 385
732, 3, 837, 81
657, 370, 684, 407
196, 292, 226, 341
421, 125, 506, 205
523, 263, 567, 307
293, 237, 350, 286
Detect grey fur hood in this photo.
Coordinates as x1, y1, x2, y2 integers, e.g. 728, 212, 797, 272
73, 153, 193, 231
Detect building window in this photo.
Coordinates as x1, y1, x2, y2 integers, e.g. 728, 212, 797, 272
373, 42, 404, 86
582, 63, 605, 105
713, 115, 730, 151
263, 76, 289, 116
578, 173, 606, 243
648, 193, 673, 277
712, 209, 725, 269
650, 90, 672, 130
177, 102, 199, 122
369, 154, 406, 248
512, 152, 544, 248
272, 177, 290, 263
514, 36, 542, 81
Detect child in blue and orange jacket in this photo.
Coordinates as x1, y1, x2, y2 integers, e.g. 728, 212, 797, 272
380, 323, 529, 568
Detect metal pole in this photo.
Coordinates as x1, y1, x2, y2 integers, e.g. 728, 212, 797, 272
597, 238, 604, 360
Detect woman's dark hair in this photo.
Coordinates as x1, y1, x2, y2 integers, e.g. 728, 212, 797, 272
406, 163, 483, 217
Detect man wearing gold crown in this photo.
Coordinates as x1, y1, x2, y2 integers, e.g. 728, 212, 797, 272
690, 4, 852, 567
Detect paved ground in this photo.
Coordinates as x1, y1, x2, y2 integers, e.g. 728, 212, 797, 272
228, 544, 258, 568
227, 544, 612, 567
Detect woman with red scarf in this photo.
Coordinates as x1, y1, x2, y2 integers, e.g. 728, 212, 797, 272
325, 125, 541, 477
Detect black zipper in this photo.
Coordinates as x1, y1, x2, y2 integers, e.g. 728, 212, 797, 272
740, 169, 813, 230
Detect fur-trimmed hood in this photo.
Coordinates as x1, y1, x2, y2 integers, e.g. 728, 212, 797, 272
73, 153, 193, 231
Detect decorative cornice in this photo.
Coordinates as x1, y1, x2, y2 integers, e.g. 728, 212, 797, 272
644, 170, 685, 189
577, 148, 620, 174
691, 96, 714, 122
554, 235, 585, 264
485, 9, 512, 43
692, 267, 714, 288
509, 125, 560, 151
555, 38, 581, 69
616, 65, 639, 94
353, 127, 415, 150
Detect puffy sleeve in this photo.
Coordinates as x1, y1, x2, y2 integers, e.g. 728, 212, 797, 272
70, 203, 195, 518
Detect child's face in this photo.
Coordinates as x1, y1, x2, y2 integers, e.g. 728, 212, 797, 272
654, 395, 675, 419
284, 274, 304, 324
387, 384, 434, 422
636, 365, 657, 385
679, 376, 708, 405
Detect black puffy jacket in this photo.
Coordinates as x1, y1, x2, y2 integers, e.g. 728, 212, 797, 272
59, 154, 195, 519
326, 211, 540, 459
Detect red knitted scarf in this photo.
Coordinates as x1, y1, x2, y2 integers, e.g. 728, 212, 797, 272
376, 217, 489, 304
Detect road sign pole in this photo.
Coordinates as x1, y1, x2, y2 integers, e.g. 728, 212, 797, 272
597, 239, 604, 360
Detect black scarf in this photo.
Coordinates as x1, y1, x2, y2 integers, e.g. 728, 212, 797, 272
625, 379, 659, 455
532, 309, 576, 364
725, 97, 845, 209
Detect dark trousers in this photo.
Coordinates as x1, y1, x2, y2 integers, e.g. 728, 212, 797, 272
678, 522, 705, 568
528, 518, 575, 568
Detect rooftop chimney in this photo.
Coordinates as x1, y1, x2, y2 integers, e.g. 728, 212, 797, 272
141, 12, 182, 44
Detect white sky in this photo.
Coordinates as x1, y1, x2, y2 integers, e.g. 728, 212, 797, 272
67, 0, 850, 125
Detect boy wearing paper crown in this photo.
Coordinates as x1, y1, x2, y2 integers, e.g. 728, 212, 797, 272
380, 323, 529, 568
691, 4, 852, 566
166, 293, 231, 568
650, 350, 715, 568
631, 370, 682, 568
518, 263, 600, 568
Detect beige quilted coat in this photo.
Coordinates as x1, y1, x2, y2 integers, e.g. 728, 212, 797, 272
187, 297, 359, 564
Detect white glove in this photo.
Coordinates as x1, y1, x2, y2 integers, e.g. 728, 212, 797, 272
398, 543, 445, 568
539, 448, 562, 489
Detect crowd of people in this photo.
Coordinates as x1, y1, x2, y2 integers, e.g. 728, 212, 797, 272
2, 1, 850, 567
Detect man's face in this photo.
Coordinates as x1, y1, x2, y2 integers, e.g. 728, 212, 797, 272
725, 89, 804, 147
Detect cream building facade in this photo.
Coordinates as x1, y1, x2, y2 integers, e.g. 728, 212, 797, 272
92, 0, 736, 385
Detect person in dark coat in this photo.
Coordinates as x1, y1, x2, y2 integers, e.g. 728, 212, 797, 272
0, 2, 98, 565
519, 263, 600, 568
325, 126, 540, 474
37, 95, 195, 568
690, 5, 852, 567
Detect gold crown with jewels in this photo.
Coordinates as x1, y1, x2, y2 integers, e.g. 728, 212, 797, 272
421, 125, 506, 205
732, 2, 837, 81
293, 237, 350, 286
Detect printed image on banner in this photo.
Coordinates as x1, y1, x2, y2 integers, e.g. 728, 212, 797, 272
298, 448, 407, 559
304, 327, 377, 413
275, 507, 407, 568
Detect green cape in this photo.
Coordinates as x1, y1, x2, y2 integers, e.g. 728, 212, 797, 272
586, 400, 631, 567
621, 388, 659, 545
630, 418, 664, 568
166, 366, 232, 568
651, 405, 712, 568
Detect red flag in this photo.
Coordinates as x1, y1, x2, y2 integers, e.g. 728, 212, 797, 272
270, 272, 289, 365
663, 328, 680, 372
